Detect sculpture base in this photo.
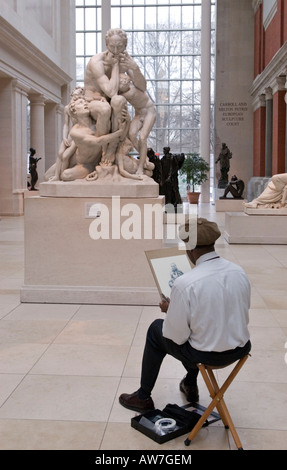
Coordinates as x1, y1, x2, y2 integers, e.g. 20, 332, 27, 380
224, 212, 287, 244
40, 173, 159, 199
215, 198, 246, 212
244, 207, 287, 215
21, 195, 165, 305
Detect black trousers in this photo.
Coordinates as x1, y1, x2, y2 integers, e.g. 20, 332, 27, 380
140, 319, 251, 397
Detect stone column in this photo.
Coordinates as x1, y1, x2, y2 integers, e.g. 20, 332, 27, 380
265, 87, 273, 177
11, 80, 30, 214
200, 0, 211, 203
29, 94, 46, 184
44, 102, 62, 175
0, 78, 29, 215
272, 76, 286, 174
11, 80, 29, 192
253, 93, 266, 176
285, 76, 287, 172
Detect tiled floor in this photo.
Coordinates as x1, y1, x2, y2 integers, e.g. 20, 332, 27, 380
0, 204, 287, 450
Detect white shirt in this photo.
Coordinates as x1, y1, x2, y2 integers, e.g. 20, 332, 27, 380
162, 252, 250, 352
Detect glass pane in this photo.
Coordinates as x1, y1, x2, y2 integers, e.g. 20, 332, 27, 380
85, 9, 97, 30
133, 7, 145, 29
169, 56, 181, 79
76, 8, 84, 30
111, 7, 120, 28
76, 58, 85, 81
85, 33, 97, 55
145, 7, 157, 27
76, 33, 85, 55
170, 5, 181, 24
121, 7, 133, 30
157, 6, 169, 26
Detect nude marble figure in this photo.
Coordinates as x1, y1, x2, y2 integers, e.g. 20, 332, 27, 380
45, 28, 155, 183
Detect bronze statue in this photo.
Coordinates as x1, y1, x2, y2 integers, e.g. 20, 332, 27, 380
29, 148, 42, 191
160, 147, 184, 210
220, 175, 245, 199
147, 148, 162, 186
216, 143, 232, 188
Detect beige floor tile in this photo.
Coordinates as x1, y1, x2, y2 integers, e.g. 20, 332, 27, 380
55, 305, 142, 346
271, 309, 287, 327
0, 419, 106, 450
259, 292, 287, 310
5, 302, 80, 321
229, 427, 287, 450
0, 375, 120, 422
249, 308, 280, 327
0, 319, 70, 344
0, 374, 24, 406
0, 293, 20, 307
222, 381, 287, 431
0, 343, 49, 373
30, 343, 130, 376
249, 290, 268, 309
249, 325, 286, 350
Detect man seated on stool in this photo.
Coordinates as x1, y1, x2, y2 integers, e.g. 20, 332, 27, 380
119, 218, 251, 412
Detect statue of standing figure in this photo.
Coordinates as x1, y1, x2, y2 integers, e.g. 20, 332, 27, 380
45, 28, 156, 183
216, 143, 232, 189
160, 147, 184, 210
29, 148, 41, 191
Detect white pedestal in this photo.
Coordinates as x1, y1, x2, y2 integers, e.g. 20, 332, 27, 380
40, 175, 159, 199
224, 212, 287, 244
21, 195, 165, 305
215, 199, 246, 212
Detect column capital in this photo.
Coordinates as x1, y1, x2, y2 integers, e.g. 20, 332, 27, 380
29, 94, 46, 106
273, 76, 286, 94
11, 79, 30, 96
265, 87, 273, 100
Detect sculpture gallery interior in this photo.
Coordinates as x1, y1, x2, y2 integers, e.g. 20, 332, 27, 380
0, 0, 287, 452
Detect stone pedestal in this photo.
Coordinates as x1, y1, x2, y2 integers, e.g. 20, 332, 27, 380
215, 198, 246, 212
40, 174, 159, 199
21, 194, 165, 305
224, 211, 287, 244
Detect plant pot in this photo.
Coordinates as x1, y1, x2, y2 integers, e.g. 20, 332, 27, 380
187, 191, 200, 204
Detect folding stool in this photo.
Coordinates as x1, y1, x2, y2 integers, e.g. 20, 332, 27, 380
184, 354, 249, 450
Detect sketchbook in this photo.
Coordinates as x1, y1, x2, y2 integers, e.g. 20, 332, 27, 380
145, 247, 193, 299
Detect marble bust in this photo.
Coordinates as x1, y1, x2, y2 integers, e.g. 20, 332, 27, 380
45, 28, 155, 183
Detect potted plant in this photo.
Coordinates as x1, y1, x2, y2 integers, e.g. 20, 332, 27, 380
179, 153, 210, 204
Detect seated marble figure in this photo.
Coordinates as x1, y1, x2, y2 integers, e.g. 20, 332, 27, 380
244, 173, 287, 209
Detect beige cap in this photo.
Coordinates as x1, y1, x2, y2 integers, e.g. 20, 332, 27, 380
178, 218, 221, 249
